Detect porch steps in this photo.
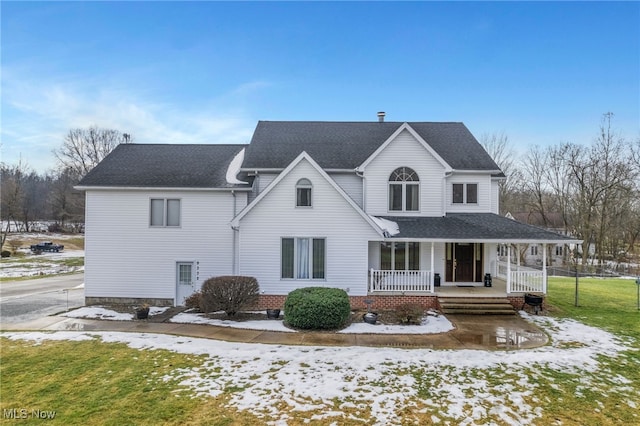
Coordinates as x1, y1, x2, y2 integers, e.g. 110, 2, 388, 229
438, 297, 515, 315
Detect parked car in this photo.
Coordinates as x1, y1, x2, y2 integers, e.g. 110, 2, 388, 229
30, 242, 64, 253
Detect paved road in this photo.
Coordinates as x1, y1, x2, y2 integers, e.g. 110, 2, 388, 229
0, 273, 84, 324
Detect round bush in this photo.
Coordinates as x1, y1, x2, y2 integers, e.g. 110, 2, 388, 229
199, 275, 259, 316
284, 287, 351, 330
1, 250, 11, 258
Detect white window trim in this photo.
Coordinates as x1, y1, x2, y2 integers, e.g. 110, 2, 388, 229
150, 198, 181, 227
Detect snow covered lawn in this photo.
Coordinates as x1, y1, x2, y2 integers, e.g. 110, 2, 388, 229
1, 249, 84, 279
4, 313, 638, 425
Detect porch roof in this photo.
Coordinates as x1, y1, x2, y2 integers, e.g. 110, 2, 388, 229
379, 213, 581, 244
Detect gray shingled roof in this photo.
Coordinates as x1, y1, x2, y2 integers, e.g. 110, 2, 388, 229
77, 144, 250, 188
380, 213, 576, 242
242, 121, 501, 171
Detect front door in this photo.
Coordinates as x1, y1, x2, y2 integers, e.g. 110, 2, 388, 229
455, 244, 474, 282
446, 243, 482, 283
176, 262, 194, 306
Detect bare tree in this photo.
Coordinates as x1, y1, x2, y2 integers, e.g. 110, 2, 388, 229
480, 132, 522, 214
49, 167, 85, 228
1, 159, 29, 247
53, 126, 132, 178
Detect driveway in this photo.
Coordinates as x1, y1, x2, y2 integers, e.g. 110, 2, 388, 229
0, 273, 84, 324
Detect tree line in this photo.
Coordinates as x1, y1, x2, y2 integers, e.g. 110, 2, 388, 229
482, 113, 640, 268
1, 127, 131, 246
2, 114, 639, 268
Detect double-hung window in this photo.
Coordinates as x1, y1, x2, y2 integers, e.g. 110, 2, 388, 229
452, 183, 478, 204
281, 237, 325, 279
388, 167, 419, 212
150, 198, 181, 227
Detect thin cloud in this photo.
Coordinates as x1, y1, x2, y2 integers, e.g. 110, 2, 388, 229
1, 73, 260, 169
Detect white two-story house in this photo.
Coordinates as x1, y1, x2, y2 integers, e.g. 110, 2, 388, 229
77, 116, 578, 310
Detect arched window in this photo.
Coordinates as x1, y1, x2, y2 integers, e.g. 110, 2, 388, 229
388, 167, 419, 212
296, 178, 312, 207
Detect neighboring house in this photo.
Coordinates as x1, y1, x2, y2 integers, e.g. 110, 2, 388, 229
505, 212, 568, 266
77, 116, 579, 309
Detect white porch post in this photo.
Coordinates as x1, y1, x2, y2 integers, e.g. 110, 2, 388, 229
542, 243, 547, 294
507, 244, 512, 293
430, 242, 435, 293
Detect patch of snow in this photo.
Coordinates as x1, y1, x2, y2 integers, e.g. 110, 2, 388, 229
63, 307, 133, 321
225, 147, 249, 185
369, 215, 400, 236
169, 312, 297, 332
149, 306, 170, 316
63, 306, 170, 320
339, 314, 454, 334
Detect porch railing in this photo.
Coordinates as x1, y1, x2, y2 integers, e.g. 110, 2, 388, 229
496, 261, 546, 293
368, 269, 433, 293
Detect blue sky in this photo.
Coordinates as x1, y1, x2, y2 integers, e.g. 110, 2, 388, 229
2, 1, 638, 171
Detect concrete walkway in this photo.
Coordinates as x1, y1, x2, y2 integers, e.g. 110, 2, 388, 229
1, 314, 549, 350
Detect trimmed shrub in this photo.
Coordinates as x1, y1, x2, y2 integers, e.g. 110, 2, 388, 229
1, 250, 10, 258
199, 276, 259, 317
395, 303, 424, 325
184, 291, 202, 311
284, 287, 351, 330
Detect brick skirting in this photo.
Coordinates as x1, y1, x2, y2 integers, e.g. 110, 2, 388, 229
86, 294, 536, 312
252, 294, 439, 311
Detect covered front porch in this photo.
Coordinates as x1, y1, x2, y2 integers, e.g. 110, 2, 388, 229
366, 213, 581, 298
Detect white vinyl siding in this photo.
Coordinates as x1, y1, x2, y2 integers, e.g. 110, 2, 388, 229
238, 158, 380, 296
491, 180, 500, 214
84, 190, 236, 301
364, 129, 445, 216
331, 173, 363, 207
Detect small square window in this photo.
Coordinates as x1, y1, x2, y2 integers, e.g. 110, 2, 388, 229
150, 199, 180, 227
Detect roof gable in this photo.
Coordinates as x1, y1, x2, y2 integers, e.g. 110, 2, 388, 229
357, 123, 451, 172
77, 144, 249, 189
232, 151, 383, 236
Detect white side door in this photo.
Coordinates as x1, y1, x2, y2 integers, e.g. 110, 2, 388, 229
176, 262, 194, 306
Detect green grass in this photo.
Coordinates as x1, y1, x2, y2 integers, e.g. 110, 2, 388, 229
546, 276, 640, 341
0, 338, 262, 425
